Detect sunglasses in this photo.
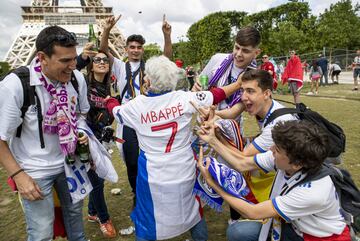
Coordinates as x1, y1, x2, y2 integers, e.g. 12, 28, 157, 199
93, 56, 109, 64
262, 56, 268, 59
38, 32, 77, 51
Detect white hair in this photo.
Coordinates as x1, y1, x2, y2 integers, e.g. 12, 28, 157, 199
145, 55, 185, 93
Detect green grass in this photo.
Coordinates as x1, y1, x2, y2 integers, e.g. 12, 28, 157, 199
0, 83, 359, 241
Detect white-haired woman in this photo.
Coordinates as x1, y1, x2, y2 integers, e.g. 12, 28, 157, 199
106, 55, 242, 241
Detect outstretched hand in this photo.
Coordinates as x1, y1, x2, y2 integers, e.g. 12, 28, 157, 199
196, 146, 214, 186
81, 42, 98, 60
162, 14, 171, 36
104, 15, 121, 31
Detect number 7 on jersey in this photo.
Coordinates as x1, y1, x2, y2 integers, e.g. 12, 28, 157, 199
151, 122, 178, 153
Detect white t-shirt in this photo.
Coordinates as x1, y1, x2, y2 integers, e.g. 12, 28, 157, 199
330, 63, 341, 72
112, 57, 142, 104
0, 67, 89, 179
255, 151, 346, 238
252, 100, 297, 153
112, 90, 213, 239
353, 56, 360, 69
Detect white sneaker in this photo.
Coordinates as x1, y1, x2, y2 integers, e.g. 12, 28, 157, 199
315, 91, 318, 95
119, 226, 135, 235
306, 91, 314, 95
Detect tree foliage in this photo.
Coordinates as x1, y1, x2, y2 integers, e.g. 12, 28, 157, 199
175, 1, 360, 66
317, 0, 360, 50
0, 62, 11, 76
183, 11, 247, 64
143, 43, 162, 61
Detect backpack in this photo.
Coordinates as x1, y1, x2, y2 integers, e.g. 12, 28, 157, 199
264, 101, 346, 158
0, 66, 79, 148
282, 163, 360, 241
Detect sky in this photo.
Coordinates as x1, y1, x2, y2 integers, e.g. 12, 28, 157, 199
0, 0, 358, 59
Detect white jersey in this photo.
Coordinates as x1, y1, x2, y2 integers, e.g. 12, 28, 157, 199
252, 100, 297, 153
0, 67, 89, 179
112, 90, 214, 240
112, 57, 142, 104
255, 151, 346, 239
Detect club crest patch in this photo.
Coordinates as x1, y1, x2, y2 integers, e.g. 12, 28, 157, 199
196, 92, 206, 101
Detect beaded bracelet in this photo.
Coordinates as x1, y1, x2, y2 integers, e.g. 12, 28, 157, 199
10, 168, 24, 179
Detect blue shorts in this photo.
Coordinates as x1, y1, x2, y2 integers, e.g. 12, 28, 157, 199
354, 68, 360, 78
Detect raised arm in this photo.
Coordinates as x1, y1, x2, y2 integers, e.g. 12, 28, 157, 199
162, 14, 172, 59
99, 15, 121, 62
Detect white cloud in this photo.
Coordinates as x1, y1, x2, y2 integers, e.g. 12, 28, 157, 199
1, 0, 358, 59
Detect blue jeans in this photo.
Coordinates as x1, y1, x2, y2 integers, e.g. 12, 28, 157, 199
226, 220, 262, 241
320, 70, 328, 86
136, 217, 208, 241
87, 169, 110, 223
22, 172, 86, 241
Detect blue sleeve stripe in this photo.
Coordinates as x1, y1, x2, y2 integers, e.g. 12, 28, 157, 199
115, 110, 124, 124
254, 155, 269, 174
272, 198, 291, 222
252, 141, 267, 153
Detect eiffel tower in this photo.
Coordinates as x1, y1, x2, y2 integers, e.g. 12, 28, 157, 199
4, 0, 126, 69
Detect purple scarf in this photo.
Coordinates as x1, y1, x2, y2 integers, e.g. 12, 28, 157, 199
208, 54, 257, 107
33, 58, 78, 156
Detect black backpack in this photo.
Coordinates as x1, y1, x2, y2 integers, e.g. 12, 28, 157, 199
281, 163, 360, 241
264, 101, 346, 158
0, 66, 79, 148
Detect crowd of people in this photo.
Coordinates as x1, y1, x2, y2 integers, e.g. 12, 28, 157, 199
0, 13, 358, 241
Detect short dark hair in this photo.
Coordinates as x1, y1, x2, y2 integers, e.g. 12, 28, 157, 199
272, 121, 329, 175
36, 26, 78, 57
126, 34, 146, 46
242, 69, 273, 91
235, 26, 261, 47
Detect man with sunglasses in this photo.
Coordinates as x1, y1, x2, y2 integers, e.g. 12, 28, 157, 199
260, 54, 277, 91
0, 26, 89, 241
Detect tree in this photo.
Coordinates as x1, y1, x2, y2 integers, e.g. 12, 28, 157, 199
186, 11, 247, 64
317, 0, 360, 51
244, 2, 312, 47
143, 43, 162, 61
0, 62, 10, 76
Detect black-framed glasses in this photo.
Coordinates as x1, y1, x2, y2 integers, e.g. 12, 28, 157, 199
93, 56, 109, 64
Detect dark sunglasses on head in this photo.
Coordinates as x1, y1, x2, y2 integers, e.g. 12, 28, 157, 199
48, 32, 77, 45
38, 32, 77, 51
93, 57, 109, 64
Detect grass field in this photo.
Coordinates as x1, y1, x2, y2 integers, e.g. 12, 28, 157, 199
0, 82, 359, 241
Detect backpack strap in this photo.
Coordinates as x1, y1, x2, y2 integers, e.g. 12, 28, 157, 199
11, 67, 46, 149
70, 71, 79, 94
263, 102, 309, 128
70, 71, 82, 114
263, 108, 300, 128
34, 92, 45, 149
13, 67, 31, 137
